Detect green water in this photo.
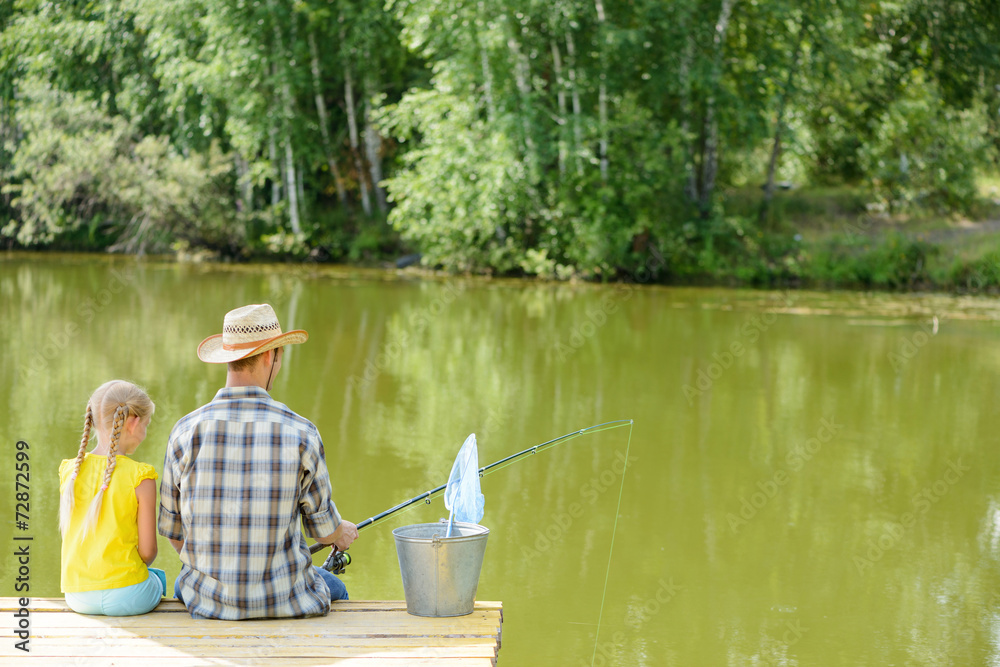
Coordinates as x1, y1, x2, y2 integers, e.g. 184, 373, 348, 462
2, 253, 1000, 665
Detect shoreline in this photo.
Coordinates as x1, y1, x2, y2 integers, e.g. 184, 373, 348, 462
6, 240, 1000, 297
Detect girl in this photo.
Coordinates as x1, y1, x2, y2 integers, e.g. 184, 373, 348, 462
58, 380, 166, 616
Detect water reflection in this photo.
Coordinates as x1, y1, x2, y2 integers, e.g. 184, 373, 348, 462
2, 253, 1000, 665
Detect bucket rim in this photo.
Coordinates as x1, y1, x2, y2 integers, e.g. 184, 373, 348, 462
392, 521, 489, 542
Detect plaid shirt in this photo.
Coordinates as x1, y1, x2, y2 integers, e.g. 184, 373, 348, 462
158, 385, 342, 620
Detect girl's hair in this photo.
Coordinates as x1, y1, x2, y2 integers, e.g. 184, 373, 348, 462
59, 380, 155, 536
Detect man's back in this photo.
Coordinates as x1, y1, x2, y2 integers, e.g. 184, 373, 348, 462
158, 385, 341, 619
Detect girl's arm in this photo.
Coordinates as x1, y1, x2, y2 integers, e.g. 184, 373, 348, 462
136, 478, 158, 565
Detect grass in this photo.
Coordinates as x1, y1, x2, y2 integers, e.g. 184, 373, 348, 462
695, 174, 1000, 291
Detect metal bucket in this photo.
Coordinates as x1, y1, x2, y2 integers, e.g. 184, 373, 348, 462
392, 522, 489, 617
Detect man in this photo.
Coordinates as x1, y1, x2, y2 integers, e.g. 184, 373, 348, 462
158, 303, 359, 619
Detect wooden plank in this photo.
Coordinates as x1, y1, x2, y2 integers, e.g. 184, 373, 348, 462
0, 598, 501, 667
25, 611, 500, 630
6, 658, 496, 666
12, 641, 497, 659
25, 615, 500, 638
4, 599, 503, 613
31, 629, 497, 645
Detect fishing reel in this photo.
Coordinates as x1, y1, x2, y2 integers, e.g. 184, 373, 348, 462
321, 547, 351, 574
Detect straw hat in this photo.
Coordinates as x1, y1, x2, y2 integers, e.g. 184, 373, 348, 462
197, 304, 308, 364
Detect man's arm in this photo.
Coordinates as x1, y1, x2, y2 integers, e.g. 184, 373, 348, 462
300, 428, 356, 548
158, 428, 186, 548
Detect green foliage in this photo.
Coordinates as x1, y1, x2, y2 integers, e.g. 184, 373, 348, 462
934, 241, 1000, 292
807, 233, 937, 289
725, 186, 869, 230
857, 77, 989, 213
380, 84, 528, 273
2, 81, 239, 253
0, 0, 998, 288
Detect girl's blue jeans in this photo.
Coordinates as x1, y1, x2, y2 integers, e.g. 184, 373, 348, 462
65, 568, 166, 616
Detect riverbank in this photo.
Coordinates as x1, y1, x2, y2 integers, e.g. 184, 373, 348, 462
6, 185, 1000, 293
710, 182, 1000, 292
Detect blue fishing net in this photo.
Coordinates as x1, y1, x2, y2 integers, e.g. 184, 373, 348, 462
444, 433, 485, 534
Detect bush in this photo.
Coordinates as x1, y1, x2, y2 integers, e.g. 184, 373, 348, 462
857, 78, 989, 214
1, 81, 240, 254
807, 233, 936, 289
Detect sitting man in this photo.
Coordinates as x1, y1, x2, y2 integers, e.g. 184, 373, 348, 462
158, 303, 358, 619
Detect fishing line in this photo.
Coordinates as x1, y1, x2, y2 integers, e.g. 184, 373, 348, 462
589, 419, 634, 667
310, 420, 634, 552
311, 418, 636, 646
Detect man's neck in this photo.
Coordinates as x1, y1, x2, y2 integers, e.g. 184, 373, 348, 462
225, 373, 268, 389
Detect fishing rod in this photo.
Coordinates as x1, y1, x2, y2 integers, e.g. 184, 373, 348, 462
310, 419, 633, 572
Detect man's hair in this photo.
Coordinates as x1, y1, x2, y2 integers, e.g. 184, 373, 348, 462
228, 352, 264, 373
228, 347, 281, 373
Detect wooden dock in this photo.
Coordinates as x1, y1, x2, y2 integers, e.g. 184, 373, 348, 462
1, 598, 502, 666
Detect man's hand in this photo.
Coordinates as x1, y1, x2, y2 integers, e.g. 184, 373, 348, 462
325, 520, 359, 551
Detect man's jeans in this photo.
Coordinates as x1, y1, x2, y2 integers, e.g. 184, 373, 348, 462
314, 566, 349, 601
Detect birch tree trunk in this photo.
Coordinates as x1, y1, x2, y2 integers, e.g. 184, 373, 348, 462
308, 32, 349, 211
565, 31, 583, 175
363, 91, 388, 214
268, 125, 281, 208
235, 154, 253, 212
700, 0, 736, 217
594, 0, 609, 182
760, 15, 807, 224
481, 47, 497, 125
551, 39, 568, 175
178, 106, 189, 158
478, 1, 496, 124
344, 63, 372, 217
296, 160, 306, 220
266, 5, 301, 232
507, 32, 538, 174
680, 34, 698, 204
284, 140, 302, 235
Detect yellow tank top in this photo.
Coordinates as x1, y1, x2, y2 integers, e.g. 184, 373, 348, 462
59, 453, 158, 593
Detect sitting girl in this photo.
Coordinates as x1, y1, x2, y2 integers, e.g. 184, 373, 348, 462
59, 380, 165, 615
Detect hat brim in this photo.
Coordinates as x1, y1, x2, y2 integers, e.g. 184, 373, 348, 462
197, 330, 309, 364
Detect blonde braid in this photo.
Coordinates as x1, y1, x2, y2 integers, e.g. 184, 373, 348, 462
81, 404, 127, 535
59, 403, 94, 536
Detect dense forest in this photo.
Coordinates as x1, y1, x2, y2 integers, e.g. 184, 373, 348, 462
1, 1, 999, 286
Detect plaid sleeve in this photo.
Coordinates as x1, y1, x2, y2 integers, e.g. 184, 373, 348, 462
299, 429, 341, 539
158, 426, 185, 541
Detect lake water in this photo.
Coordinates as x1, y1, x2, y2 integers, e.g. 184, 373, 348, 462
2, 253, 999, 665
